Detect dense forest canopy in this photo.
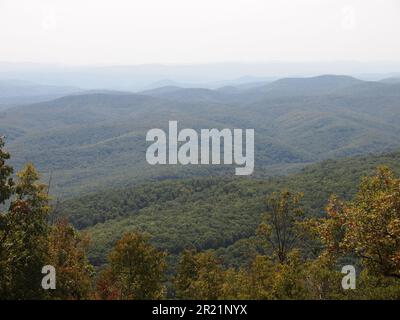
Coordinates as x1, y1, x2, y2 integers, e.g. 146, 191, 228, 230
1, 74, 400, 300
54, 150, 400, 266
2, 75, 400, 197
1, 137, 400, 299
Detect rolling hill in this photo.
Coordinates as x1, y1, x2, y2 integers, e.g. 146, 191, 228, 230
54, 150, 400, 265
1, 75, 400, 198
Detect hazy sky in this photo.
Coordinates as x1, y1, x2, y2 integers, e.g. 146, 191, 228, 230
1, 0, 399, 65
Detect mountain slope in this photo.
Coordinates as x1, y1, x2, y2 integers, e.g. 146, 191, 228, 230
1, 75, 400, 197
55, 150, 400, 265
257, 75, 362, 94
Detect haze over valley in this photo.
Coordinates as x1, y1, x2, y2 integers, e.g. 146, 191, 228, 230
1, 72, 400, 198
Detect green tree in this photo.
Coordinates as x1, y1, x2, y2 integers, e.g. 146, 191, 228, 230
175, 249, 225, 299
0, 138, 95, 300
48, 219, 94, 299
0, 136, 14, 295
96, 231, 166, 299
257, 190, 304, 264
0, 136, 13, 204
0, 163, 50, 299
318, 167, 400, 279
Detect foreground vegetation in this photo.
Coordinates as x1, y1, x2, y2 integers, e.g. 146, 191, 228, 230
1, 137, 400, 299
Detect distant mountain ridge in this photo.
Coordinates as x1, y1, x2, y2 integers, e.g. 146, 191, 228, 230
0, 79, 83, 109
2, 61, 400, 90
380, 77, 400, 84
1, 74, 400, 197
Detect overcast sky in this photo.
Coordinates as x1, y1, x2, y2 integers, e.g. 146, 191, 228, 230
0, 0, 399, 66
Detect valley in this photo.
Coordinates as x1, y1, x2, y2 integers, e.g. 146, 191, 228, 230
2, 74, 400, 269
55, 150, 400, 266
1, 75, 400, 198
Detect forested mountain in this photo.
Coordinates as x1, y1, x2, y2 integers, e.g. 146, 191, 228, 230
55, 150, 400, 265
380, 77, 400, 84
238, 75, 364, 100
1, 74, 400, 299
2, 75, 400, 198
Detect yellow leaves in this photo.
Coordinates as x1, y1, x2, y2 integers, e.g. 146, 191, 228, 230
256, 221, 272, 238
318, 167, 400, 279
257, 190, 305, 263
314, 196, 350, 258
16, 162, 39, 181
104, 231, 167, 300
387, 219, 400, 238
175, 250, 225, 300
0, 136, 13, 204
47, 219, 94, 299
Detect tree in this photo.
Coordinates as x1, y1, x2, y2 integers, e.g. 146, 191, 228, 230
301, 256, 343, 300
257, 190, 304, 264
0, 163, 50, 299
317, 167, 400, 279
48, 219, 94, 299
0, 136, 13, 204
0, 136, 14, 295
96, 231, 166, 299
236, 255, 275, 300
175, 249, 225, 299
95, 267, 120, 300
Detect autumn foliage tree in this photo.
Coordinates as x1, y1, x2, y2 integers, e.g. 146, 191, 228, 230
48, 219, 94, 299
257, 190, 304, 264
0, 136, 14, 296
0, 137, 94, 300
96, 231, 166, 299
317, 167, 400, 279
175, 249, 225, 299
0, 163, 50, 299
0, 137, 13, 204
